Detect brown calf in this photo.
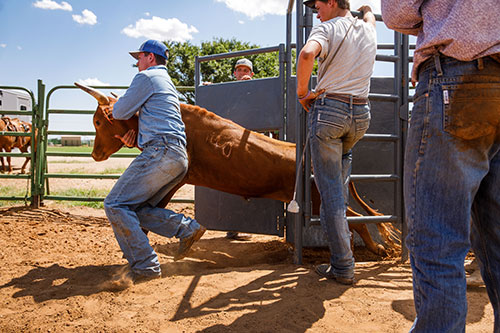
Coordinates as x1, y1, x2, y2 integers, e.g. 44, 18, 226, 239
0, 117, 35, 174
76, 82, 400, 256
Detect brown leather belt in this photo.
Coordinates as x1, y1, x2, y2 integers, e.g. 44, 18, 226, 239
325, 93, 369, 105
490, 53, 500, 64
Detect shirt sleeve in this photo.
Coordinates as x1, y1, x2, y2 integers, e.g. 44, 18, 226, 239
112, 72, 153, 120
307, 23, 330, 60
381, 0, 424, 36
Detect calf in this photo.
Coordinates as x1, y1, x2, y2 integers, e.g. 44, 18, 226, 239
0, 117, 35, 174
76, 82, 400, 256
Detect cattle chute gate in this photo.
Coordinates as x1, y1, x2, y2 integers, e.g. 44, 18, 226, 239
195, 45, 287, 236
194, 1, 411, 262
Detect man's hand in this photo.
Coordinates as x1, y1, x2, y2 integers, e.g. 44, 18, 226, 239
114, 129, 136, 148
101, 99, 117, 122
358, 5, 376, 27
298, 89, 325, 112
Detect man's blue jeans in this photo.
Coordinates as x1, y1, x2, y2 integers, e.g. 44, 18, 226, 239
104, 137, 200, 277
405, 55, 500, 332
309, 96, 371, 279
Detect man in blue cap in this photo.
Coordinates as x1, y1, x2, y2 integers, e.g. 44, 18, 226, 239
104, 39, 206, 284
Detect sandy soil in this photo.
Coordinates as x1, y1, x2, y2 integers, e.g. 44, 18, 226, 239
0, 158, 495, 332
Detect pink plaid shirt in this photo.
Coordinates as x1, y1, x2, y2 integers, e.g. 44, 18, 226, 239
381, 0, 500, 82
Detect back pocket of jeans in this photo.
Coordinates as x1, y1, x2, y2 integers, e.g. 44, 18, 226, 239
443, 83, 500, 140
354, 112, 370, 133
316, 108, 349, 139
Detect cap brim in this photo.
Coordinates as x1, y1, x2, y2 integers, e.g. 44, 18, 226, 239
304, 0, 315, 8
129, 51, 141, 60
235, 64, 253, 71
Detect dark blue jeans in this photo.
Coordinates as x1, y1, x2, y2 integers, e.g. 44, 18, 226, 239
405, 55, 500, 332
309, 96, 371, 279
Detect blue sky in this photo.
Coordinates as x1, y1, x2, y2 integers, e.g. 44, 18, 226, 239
0, 0, 394, 132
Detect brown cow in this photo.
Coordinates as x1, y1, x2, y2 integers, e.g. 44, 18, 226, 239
76, 82, 400, 256
0, 117, 35, 174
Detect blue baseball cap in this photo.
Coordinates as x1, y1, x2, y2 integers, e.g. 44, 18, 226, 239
129, 39, 169, 60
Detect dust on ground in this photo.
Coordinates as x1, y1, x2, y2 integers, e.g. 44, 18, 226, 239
0, 158, 494, 332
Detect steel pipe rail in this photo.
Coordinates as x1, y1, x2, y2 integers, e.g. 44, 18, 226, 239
0, 152, 31, 157
46, 152, 139, 158
44, 173, 121, 179
361, 134, 399, 142
368, 93, 400, 102
43, 195, 194, 204
47, 109, 95, 114
309, 215, 398, 225
375, 54, 399, 62
0, 131, 32, 136
48, 131, 96, 136
197, 46, 282, 63
0, 174, 30, 179
350, 174, 399, 182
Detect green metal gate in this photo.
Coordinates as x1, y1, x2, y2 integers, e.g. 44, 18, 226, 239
0, 82, 194, 207
0, 81, 42, 206
40, 84, 195, 205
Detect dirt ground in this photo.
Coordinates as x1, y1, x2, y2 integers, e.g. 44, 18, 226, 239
0, 158, 495, 332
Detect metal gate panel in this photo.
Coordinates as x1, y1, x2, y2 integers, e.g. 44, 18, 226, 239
195, 188, 284, 235
195, 76, 285, 236
195, 77, 283, 131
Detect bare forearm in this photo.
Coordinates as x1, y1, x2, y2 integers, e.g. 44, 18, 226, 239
297, 56, 314, 97
358, 5, 376, 27
296, 41, 321, 97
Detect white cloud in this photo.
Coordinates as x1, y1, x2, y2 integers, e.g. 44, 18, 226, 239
145, 12, 150, 16
122, 16, 198, 42
215, 0, 381, 18
238, 20, 245, 24
17, 46, 22, 50
33, 0, 72, 11
351, 0, 381, 14
0, 44, 6, 48
215, 0, 287, 19
72, 9, 97, 25
77, 78, 110, 86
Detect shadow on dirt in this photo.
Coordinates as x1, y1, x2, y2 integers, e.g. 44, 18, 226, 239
169, 261, 410, 332
0, 263, 123, 302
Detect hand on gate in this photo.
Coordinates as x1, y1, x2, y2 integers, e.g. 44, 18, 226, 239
298, 89, 325, 112
115, 129, 136, 148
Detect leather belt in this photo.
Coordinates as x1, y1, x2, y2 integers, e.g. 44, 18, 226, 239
490, 53, 500, 64
325, 93, 369, 105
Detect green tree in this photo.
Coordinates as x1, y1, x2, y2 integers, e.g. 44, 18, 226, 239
164, 38, 281, 104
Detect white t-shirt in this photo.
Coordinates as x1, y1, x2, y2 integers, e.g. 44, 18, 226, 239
308, 16, 377, 98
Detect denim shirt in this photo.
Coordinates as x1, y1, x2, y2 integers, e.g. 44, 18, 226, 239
112, 65, 186, 148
